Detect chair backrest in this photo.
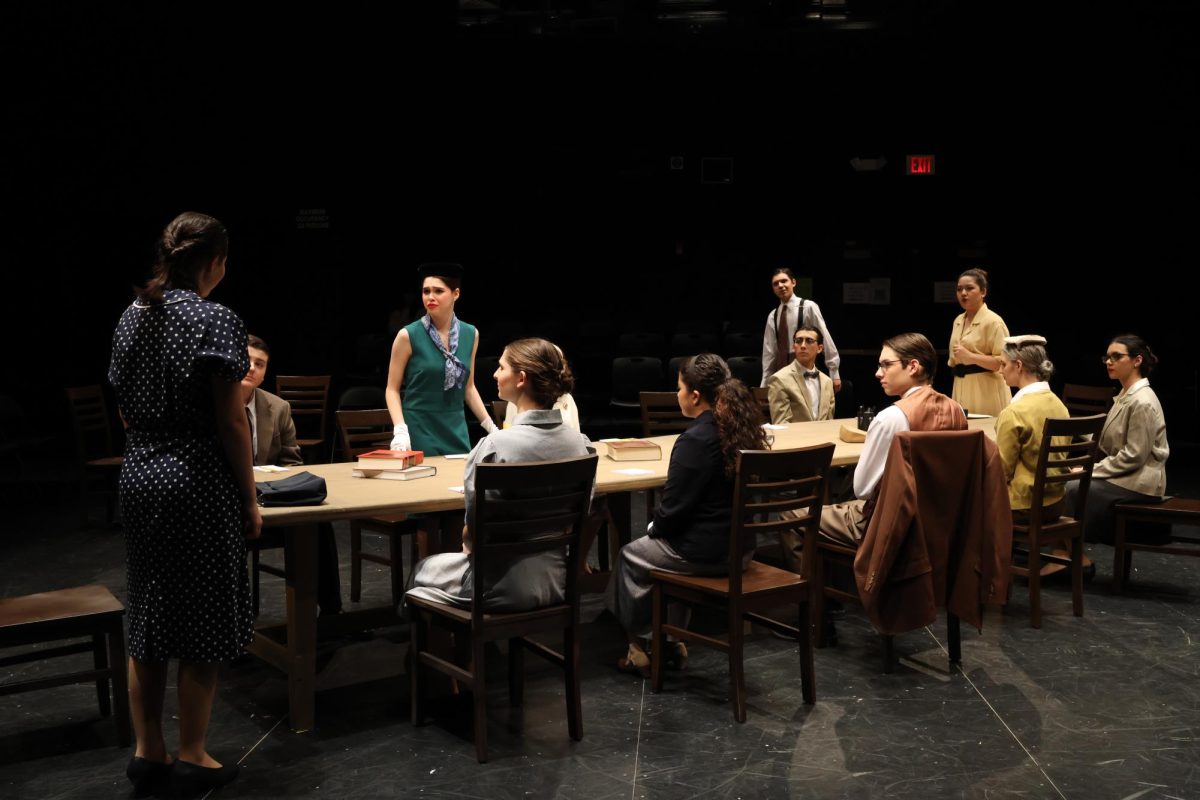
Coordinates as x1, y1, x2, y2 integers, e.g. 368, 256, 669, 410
337, 385, 386, 410
730, 444, 835, 594
751, 387, 770, 423
726, 356, 762, 389
1062, 383, 1116, 417
611, 357, 665, 404
335, 409, 394, 460
639, 392, 689, 438
722, 331, 760, 357
617, 332, 665, 357
668, 332, 719, 356
65, 385, 115, 461
1030, 414, 1106, 522
276, 375, 331, 440
469, 454, 599, 624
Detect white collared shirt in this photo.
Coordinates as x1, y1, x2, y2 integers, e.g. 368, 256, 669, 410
1010, 381, 1051, 404
853, 386, 924, 499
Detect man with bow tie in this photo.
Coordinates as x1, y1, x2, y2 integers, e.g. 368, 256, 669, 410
766, 326, 835, 424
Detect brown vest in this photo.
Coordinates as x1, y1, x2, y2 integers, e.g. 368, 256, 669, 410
894, 385, 968, 433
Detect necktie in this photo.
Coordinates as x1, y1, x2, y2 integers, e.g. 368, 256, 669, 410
773, 304, 790, 372
245, 406, 256, 463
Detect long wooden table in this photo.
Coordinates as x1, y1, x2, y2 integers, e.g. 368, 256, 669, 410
255, 416, 996, 731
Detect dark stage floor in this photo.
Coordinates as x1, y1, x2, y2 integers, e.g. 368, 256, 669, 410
2, 467, 1199, 800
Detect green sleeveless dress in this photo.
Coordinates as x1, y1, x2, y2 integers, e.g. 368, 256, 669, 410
403, 318, 476, 456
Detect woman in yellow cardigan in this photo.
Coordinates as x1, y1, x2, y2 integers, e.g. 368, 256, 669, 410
996, 335, 1075, 575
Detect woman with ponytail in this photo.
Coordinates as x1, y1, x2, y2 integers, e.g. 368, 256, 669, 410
607, 353, 767, 675
109, 212, 257, 795
1067, 334, 1169, 545
405, 338, 591, 611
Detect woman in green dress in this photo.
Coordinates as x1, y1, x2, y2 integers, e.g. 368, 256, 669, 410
386, 263, 496, 552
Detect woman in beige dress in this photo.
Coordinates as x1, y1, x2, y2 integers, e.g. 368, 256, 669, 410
948, 267, 1010, 416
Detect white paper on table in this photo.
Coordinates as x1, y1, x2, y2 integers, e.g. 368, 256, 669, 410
253, 465, 290, 473
762, 424, 788, 430
448, 486, 465, 493
612, 468, 654, 476
443, 454, 469, 460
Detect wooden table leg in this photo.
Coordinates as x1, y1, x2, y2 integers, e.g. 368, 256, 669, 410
284, 522, 318, 732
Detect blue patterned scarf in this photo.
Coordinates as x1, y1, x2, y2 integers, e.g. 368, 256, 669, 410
421, 314, 468, 391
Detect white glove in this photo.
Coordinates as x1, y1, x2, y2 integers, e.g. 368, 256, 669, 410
481, 417, 498, 435
391, 423, 410, 452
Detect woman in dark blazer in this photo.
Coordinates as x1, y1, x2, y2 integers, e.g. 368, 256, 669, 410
606, 353, 767, 675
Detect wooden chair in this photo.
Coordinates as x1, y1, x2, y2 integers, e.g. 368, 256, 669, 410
336, 409, 416, 606
1062, 383, 1116, 417
1010, 415, 1104, 627
408, 454, 598, 762
275, 375, 331, 460
808, 430, 1008, 672
639, 391, 689, 438
1113, 498, 1200, 593
649, 444, 831, 722
65, 385, 124, 527
0, 585, 131, 746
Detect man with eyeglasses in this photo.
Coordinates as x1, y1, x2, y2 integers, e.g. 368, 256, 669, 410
766, 326, 835, 425
761, 268, 841, 392
819, 332, 967, 547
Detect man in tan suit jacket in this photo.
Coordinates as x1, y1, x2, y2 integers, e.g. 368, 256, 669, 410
241, 335, 342, 615
766, 326, 836, 425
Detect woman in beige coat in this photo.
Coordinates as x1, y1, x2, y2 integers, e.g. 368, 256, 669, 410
1069, 334, 1169, 545
948, 268, 1011, 417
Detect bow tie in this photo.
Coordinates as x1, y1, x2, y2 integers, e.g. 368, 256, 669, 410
803, 370, 819, 379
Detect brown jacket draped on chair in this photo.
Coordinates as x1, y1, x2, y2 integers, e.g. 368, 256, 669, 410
854, 429, 1012, 635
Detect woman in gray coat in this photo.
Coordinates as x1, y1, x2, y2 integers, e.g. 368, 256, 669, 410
405, 338, 591, 611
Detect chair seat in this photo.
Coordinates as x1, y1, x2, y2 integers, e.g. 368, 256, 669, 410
85, 456, 124, 469
1117, 497, 1200, 520
651, 560, 805, 597
405, 595, 571, 626
0, 585, 124, 632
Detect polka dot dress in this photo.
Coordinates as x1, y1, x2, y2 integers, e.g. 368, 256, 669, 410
108, 288, 253, 663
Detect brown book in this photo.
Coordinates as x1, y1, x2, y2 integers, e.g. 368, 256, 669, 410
356, 449, 425, 469
351, 464, 437, 481
606, 439, 662, 461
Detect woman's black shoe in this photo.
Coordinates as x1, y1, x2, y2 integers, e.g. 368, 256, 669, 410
169, 760, 240, 797
126, 757, 171, 798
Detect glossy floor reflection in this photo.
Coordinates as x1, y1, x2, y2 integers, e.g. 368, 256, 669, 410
2, 482, 1199, 799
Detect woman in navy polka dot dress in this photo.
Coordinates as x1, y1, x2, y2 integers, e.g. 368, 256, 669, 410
108, 212, 260, 795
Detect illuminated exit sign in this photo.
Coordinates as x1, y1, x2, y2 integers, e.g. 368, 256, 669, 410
906, 155, 936, 175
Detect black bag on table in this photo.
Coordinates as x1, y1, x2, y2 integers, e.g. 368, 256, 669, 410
255, 471, 328, 507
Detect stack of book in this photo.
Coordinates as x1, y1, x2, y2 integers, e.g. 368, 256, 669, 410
351, 449, 437, 481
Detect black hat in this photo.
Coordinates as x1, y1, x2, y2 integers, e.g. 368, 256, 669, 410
417, 262, 464, 280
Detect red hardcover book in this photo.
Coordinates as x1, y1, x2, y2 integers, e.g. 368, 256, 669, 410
356, 449, 425, 469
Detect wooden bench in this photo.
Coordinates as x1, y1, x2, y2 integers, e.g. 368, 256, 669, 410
0, 585, 131, 746
1112, 498, 1200, 594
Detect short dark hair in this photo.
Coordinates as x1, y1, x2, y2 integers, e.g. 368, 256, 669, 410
1110, 333, 1159, 376
771, 267, 796, 282
882, 332, 937, 383
794, 327, 823, 346
247, 334, 270, 356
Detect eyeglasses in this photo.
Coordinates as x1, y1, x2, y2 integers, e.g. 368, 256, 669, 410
1102, 352, 1130, 364
877, 359, 902, 371
793, 336, 818, 345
